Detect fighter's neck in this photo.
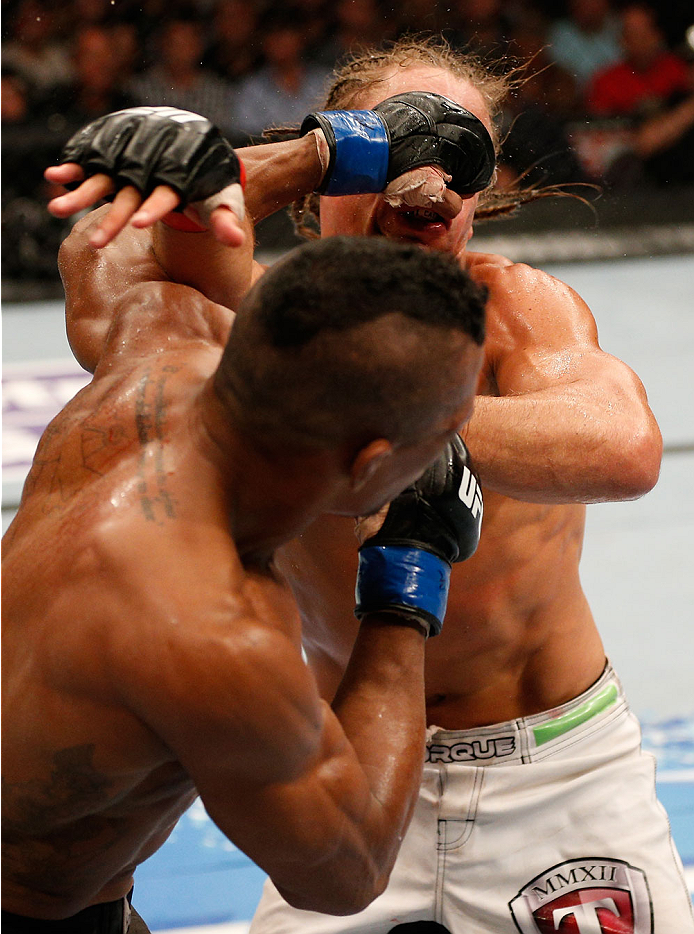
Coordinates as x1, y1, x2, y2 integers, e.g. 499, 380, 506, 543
190, 380, 342, 562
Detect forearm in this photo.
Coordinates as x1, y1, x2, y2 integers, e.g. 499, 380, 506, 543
634, 96, 694, 158
274, 615, 427, 913
150, 216, 255, 310
148, 135, 322, 307
331, 615, 427, 843
465, 386, 662, 504
239, 134, 323, 223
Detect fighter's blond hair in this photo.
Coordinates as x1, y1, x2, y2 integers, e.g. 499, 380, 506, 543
267, 35, 567, 238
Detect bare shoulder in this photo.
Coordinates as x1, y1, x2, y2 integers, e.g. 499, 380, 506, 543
466, 250, 596, 335
467, 250, 577, 297
92, 525, 318, 781
105, 279, 234, 362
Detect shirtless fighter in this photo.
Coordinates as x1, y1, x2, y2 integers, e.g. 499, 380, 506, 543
2, 113, 490, 930
44, 37, 692, 933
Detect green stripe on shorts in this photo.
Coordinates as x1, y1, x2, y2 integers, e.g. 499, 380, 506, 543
533, 683, 619, 746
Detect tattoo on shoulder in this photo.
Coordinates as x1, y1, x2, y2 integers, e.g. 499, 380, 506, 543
23, 364, 183, 525
134, 365, 180, 524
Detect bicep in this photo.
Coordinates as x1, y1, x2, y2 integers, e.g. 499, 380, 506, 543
121, 615, 324, 787
117, 610, 380, 905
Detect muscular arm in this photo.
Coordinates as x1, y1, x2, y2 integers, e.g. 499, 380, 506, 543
148, 136, 322, 304
57, 135, 322, 371
221, 617, 427, 914
117, 566, 427, 915
464, 261, 662, 503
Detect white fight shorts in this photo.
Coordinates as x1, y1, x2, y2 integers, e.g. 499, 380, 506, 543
250, 663, 693, 934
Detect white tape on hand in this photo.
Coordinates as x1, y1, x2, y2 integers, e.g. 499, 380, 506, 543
188, 182, 245, 227
383, 165, 452, 209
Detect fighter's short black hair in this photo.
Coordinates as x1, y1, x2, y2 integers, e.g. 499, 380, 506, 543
251, 236, 485, 348
216, 236, 486, 449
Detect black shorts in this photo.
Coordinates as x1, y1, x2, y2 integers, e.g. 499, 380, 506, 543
0, 892, 150, 934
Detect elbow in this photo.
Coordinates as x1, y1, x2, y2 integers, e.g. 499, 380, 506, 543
280, 867, 389, 916
609, 418, 663, 501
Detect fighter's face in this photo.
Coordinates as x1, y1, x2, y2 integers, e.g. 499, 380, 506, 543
319, 66, 494, 258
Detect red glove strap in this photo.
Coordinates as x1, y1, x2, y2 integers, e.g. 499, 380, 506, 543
161, 212, 207, 232
161, 158, 244, 230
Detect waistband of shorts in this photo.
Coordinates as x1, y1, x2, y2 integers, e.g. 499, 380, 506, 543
1, 891, 132, 934
425, 662, 627, 766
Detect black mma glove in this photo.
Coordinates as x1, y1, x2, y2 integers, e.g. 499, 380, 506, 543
355, 435, 483, 637
300, 91, 495, 197
59, 105, 245, 219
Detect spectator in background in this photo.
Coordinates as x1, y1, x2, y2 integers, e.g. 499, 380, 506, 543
586, 3, 689, 116
443, 0, 517, 58
498, 13, 586, 187
63, 0, 111, 29
1, 68, 31, 127
548, 0, 621, 90
289, 0, 334, 66
394, 0, 445, 38
203, 0, 262, 82
234, 9, 331, 140
318, 0, 393, 70
580, 4, 692, 186
114, 0, 176, 71
2, 65, 69, 281
110, 21, 142, 85
2, 20, 138, 283
1, 0, 73, 102
128, 14, 240, 143
631, 46, 694, 186
45, 25, 137, 136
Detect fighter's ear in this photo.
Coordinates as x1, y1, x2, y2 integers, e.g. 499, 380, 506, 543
349, 438, 394, 492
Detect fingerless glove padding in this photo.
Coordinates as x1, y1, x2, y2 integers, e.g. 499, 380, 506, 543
60, 106, 243, 205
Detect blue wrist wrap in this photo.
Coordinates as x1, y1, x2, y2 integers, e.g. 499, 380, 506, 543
354, 545, 451, 633
319, 111, 390, 195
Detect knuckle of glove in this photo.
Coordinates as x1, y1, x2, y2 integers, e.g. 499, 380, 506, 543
374, 91, 495, 195
59, 107, 241, 205
366, 436, 483, 565
364, 494, 460, 565
61, 113, 138, 185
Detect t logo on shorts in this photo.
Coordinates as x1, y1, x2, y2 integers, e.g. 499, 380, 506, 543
509, 857, 653, 933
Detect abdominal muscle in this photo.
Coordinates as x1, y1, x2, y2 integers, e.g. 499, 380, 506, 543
276, 490, 606, 730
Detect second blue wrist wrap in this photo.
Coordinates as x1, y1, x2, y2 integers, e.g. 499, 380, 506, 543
315, 110, 390, 195
354, 545, 451, 635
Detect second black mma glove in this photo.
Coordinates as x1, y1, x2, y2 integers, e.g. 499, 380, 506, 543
355, 436, 483, 638
300, 91, 495, 197
59, 105, 245, 222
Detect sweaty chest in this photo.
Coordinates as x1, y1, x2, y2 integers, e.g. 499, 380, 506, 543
277, 492, 587, 696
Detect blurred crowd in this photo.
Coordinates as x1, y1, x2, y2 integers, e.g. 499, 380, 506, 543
2, 0, 694, 283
